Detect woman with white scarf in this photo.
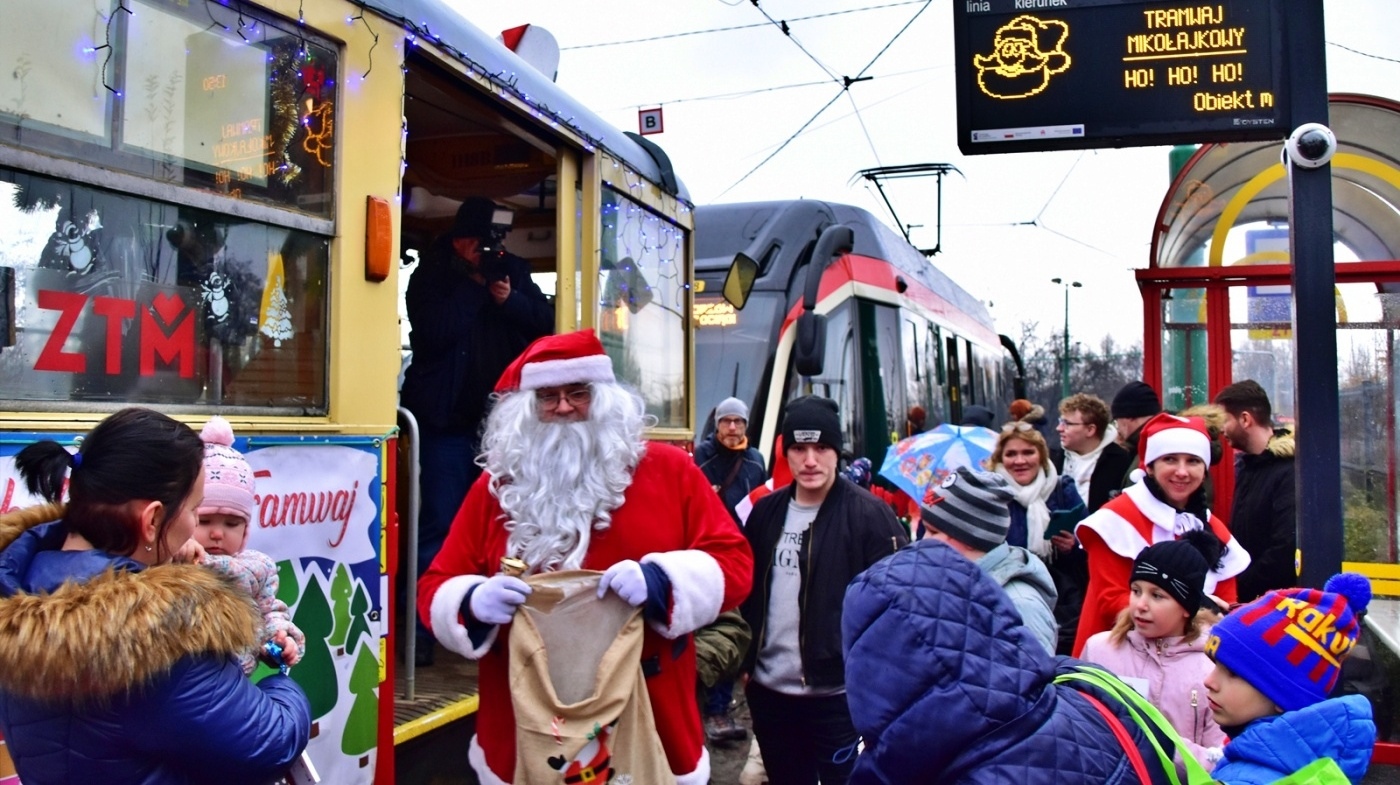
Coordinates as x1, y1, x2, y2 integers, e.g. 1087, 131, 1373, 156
989, 422, 1085, 560
991, 422, 1089, 655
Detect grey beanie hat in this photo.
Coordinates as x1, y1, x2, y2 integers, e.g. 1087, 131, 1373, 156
716, 397, 749, 422
921, 467, 1015, 552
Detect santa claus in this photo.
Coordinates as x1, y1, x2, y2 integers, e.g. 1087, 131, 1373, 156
417, 329, 753, 785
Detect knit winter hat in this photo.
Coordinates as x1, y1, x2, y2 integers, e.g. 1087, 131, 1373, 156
782, 396, 843, 453
715, 397, 749, 422
1137, 412, 1213, 470
921, 467, 1014, 552
1112, 381, 1163, 419
451, 196, 498, 240
1205, 573, 1372, 712
1131, 538, 1211, 616
494, 329, 616, 394
198, 416, 255, 524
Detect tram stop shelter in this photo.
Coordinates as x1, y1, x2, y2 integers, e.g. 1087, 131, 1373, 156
1138, 92, 1400, 748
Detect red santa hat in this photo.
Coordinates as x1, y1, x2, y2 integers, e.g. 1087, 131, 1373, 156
494, 329, 616, 394
1137, 412, 1212, 469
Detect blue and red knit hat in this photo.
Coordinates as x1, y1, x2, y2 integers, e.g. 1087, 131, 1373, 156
1205, 573, 1371, 712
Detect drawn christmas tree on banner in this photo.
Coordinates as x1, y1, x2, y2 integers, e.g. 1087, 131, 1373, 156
328, 564, 353, 649
341, 639, 379, 759
290, 570, 339, 720
259, 252, 294, 347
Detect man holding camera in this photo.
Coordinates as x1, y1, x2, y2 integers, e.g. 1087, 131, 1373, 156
401, 196, 552, 665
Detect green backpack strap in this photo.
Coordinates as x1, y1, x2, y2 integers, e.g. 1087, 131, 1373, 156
1054, 665, 1216, 785
1269, 757, 1351, 785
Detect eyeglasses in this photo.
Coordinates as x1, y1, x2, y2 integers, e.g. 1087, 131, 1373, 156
1057, 418, 1085, 427
535, 387, 592, 409
1001, 421, 1034, 434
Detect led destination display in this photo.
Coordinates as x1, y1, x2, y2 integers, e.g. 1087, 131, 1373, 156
953, 1, 1292, 154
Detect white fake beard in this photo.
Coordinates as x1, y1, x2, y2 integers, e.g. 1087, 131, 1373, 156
482, 384, 648, 573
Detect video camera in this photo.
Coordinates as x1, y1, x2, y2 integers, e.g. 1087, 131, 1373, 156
477, 206, 515, 283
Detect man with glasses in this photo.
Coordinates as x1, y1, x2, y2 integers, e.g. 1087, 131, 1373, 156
417, 329, 753, 785
1052, 393, 1134, 514
692, 396, 765, 744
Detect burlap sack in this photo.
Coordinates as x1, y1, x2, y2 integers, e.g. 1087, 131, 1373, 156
509, 570, 674, 784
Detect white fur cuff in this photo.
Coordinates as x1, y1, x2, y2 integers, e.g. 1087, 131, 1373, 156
675, 748, 710, 785
640, 550, 724, 639
429, 574, 498, 659
469, 734, 507, 785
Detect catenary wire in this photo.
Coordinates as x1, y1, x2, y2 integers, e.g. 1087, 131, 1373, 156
715, 1, 931, 198
562, 1, 926, 50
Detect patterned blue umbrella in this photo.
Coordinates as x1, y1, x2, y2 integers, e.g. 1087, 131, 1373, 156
878, 423, 999, 506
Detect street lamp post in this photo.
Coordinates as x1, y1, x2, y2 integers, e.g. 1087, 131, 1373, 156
1051, 278, 1082, 399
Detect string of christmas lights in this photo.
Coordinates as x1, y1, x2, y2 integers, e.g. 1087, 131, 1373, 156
94, 0, 133, 96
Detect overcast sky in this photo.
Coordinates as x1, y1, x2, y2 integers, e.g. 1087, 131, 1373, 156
448, 0, 1400, 347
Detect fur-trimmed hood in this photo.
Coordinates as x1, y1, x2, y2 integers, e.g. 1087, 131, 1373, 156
1266, 426, 1295, 458
0, 506, 261, 704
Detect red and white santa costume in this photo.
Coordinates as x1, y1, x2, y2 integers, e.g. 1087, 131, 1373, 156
1072, 413, 1250, 656
416, 330, 753, 785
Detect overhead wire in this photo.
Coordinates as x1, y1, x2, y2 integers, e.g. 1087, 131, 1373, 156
1326, 40, 1400, 65
749, 2, 842, 84
845, 90, 879, 165
562, 1, 926, 51
625, 64, 941, 109
715, 0, 932, 199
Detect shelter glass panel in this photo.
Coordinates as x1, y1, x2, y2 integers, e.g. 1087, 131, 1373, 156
0, 168, 329, 410
1228, 283, 1400, 565
597, 188, 688, 429
1161, 287, 1209, 410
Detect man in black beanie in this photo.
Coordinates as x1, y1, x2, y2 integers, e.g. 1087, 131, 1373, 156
739, 395, 909, 785
1110, 380, 1162, 490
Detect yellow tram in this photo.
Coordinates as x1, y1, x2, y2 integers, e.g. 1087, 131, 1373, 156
0, 0, 697, 781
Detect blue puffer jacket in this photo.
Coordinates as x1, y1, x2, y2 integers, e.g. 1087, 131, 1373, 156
1212, 695, 1374, 784
843, 539, 1178, 784
0, 511, 311, 785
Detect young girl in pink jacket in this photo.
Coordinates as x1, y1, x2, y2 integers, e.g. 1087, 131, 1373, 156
1080, 529, 1228, 771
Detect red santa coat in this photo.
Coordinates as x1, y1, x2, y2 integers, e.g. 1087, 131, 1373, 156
418, 443, 753, 785
1072, 481, 1250, 656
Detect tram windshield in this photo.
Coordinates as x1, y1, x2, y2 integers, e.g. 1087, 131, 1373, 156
693, 288, 782, 438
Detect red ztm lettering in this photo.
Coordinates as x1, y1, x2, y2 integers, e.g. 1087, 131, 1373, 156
93, 297, 136, 374
34, 290, 87, 373
140, 302, 195, 378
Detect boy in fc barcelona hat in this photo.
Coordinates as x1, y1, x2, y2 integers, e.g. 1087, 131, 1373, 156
1203, 573, 1376, 783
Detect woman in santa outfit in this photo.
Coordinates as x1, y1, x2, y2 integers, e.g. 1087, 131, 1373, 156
1071, 412, 1250, 656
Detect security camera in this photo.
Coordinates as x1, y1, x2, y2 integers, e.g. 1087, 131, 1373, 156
1284, 123, 1337, 169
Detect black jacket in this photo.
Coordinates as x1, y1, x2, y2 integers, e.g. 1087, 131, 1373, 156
1053, 440, 1136, 514
693, 436, 766, 523
400, 237, 553, 434
740, 477, 908, 688
1230, 428, 1297, 602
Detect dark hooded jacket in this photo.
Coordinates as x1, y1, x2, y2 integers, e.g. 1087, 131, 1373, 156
400, 236, 553, 434
0, 505, 311, 785
1229, 427, 1297, 602
842, 539, 1180, 784
693, 434, 766, 524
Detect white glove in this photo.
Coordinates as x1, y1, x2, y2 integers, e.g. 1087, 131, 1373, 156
468, 574, 532, 625
597, 560, 648, 607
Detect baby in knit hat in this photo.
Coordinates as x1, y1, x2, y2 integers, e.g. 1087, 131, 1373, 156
1204, 573, 1376, 783
196, 417, 304, 673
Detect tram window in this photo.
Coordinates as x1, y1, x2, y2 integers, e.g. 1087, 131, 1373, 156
0, 0, 337, 217
0, 167, 329, 411
597, 188, 689, 429
934, 326, 946, 385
